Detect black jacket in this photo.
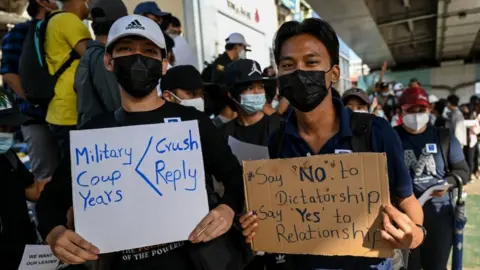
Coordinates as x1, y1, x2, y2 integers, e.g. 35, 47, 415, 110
75, 40, 121, 128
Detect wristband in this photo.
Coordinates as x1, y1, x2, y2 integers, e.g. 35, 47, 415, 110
414, 223, 427, 247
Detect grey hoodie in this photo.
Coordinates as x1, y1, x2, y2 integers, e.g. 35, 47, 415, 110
75, 40, 121, 128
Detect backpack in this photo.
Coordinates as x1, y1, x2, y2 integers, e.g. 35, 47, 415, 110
19, 12, 79, 108
270, 112, 374, 158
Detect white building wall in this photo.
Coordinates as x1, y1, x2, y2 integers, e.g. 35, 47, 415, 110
430, 64, 477, 103
196, 0, 279, 70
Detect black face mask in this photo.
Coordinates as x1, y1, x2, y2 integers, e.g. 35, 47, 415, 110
113, 54, 163, 98
278, 69, 332, 112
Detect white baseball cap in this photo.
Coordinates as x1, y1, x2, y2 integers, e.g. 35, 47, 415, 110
429, 94, 439, 103
225, 33, 250, 47
106, 14, 166, 51
393, 82, 404, 91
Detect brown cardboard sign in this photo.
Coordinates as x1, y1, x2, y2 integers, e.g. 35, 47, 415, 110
243, 153, 393, 258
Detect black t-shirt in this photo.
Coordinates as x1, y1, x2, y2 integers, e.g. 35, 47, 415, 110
222, 114, 283, 146
0, 150, 36, 270
78, 102, 244, 269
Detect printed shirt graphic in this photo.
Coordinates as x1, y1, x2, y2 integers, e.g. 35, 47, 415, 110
396, 125, 464, 200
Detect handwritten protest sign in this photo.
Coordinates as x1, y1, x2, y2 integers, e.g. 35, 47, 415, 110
18, 245, 59, 270
243, 153, 393, 258
70, 121, 209, 253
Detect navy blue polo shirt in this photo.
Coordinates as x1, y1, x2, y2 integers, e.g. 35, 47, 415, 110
268, 98, 413, 270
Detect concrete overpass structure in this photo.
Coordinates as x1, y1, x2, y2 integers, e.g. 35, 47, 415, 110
307, 0, 480, 71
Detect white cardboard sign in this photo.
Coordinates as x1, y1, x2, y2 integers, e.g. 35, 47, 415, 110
70, 121, 209, 253
18, 245, 59, 270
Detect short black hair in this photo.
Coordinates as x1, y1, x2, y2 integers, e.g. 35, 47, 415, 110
274, 18, 339, 67
92, 21, 115, 36
164, 31, 175, 53
170, 16, 181, 27
225, 43, 237, 51
26, 0, 39, 17
447, 94, 460, 107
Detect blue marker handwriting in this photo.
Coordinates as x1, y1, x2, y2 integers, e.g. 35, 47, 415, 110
79, 189, 123, 211
135, 129, 201, 197
155, 160, 197, 191
75, 143, 132, 166
76, 170, 124, 211
155, 129, 199, 154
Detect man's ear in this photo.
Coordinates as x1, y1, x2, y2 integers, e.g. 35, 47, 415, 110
162, 91, 173, 102
331, 65, 340, 83
104, 54, 114, 72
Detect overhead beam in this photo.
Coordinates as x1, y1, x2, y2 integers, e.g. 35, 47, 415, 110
378, 14, 437, 28
389, 38, 434, 48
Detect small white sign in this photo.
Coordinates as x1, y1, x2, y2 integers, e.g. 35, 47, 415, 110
228, 136, 269, 163
18, 245, 59, 270
70, 121, 209, 254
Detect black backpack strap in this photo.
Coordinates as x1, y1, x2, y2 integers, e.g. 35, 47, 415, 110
53, 50, 79, 78
4, 150, 19, 171
349, 113, 374, 152
41, 12, 80, 78
269, 121, 286, 158
436, 127, 451, 172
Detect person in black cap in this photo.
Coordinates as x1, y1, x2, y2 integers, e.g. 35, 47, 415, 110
161, 65, 205, 112
342, 87, 371, 113
134, 1, 171, 24
222, 59, 282, 146
75, 0, 128, 128
0, 94, 50, 269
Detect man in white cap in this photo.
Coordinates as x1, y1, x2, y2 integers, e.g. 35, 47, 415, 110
39, 14, 245, 269
210, 32, 250, 85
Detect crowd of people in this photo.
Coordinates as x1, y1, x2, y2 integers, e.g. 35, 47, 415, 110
0, 0, 477, 270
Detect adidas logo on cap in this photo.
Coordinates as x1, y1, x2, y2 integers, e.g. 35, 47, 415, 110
126, 20, 145, 30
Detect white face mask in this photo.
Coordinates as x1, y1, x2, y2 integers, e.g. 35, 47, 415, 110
442, 107, 451, 119
0, 132, 14, 154
169, 91, 205, 112
403, 113, 430, 132
181, 98, 205, 112
56, 1, 63, 10
271, 99, 279, 109
239, 49, 247, 59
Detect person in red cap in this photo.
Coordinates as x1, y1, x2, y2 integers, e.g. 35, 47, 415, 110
395, 87, 469, 270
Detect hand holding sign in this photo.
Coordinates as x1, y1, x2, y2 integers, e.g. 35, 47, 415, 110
380, 204, 423, 249
239, 211, 259, 243
189, 204, 235, 243
46, 225, 99, 265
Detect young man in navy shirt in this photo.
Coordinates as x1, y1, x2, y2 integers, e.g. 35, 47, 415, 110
395, 87, 469, 270
240, 18, 425, 270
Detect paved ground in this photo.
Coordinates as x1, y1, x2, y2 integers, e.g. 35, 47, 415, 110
457, 180, 480, 269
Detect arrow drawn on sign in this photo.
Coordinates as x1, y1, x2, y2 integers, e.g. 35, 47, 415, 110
135, 136, 163, 197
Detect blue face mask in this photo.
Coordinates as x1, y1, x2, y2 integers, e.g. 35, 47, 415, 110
0, 133, 14, 154
238, 93, 266, 114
